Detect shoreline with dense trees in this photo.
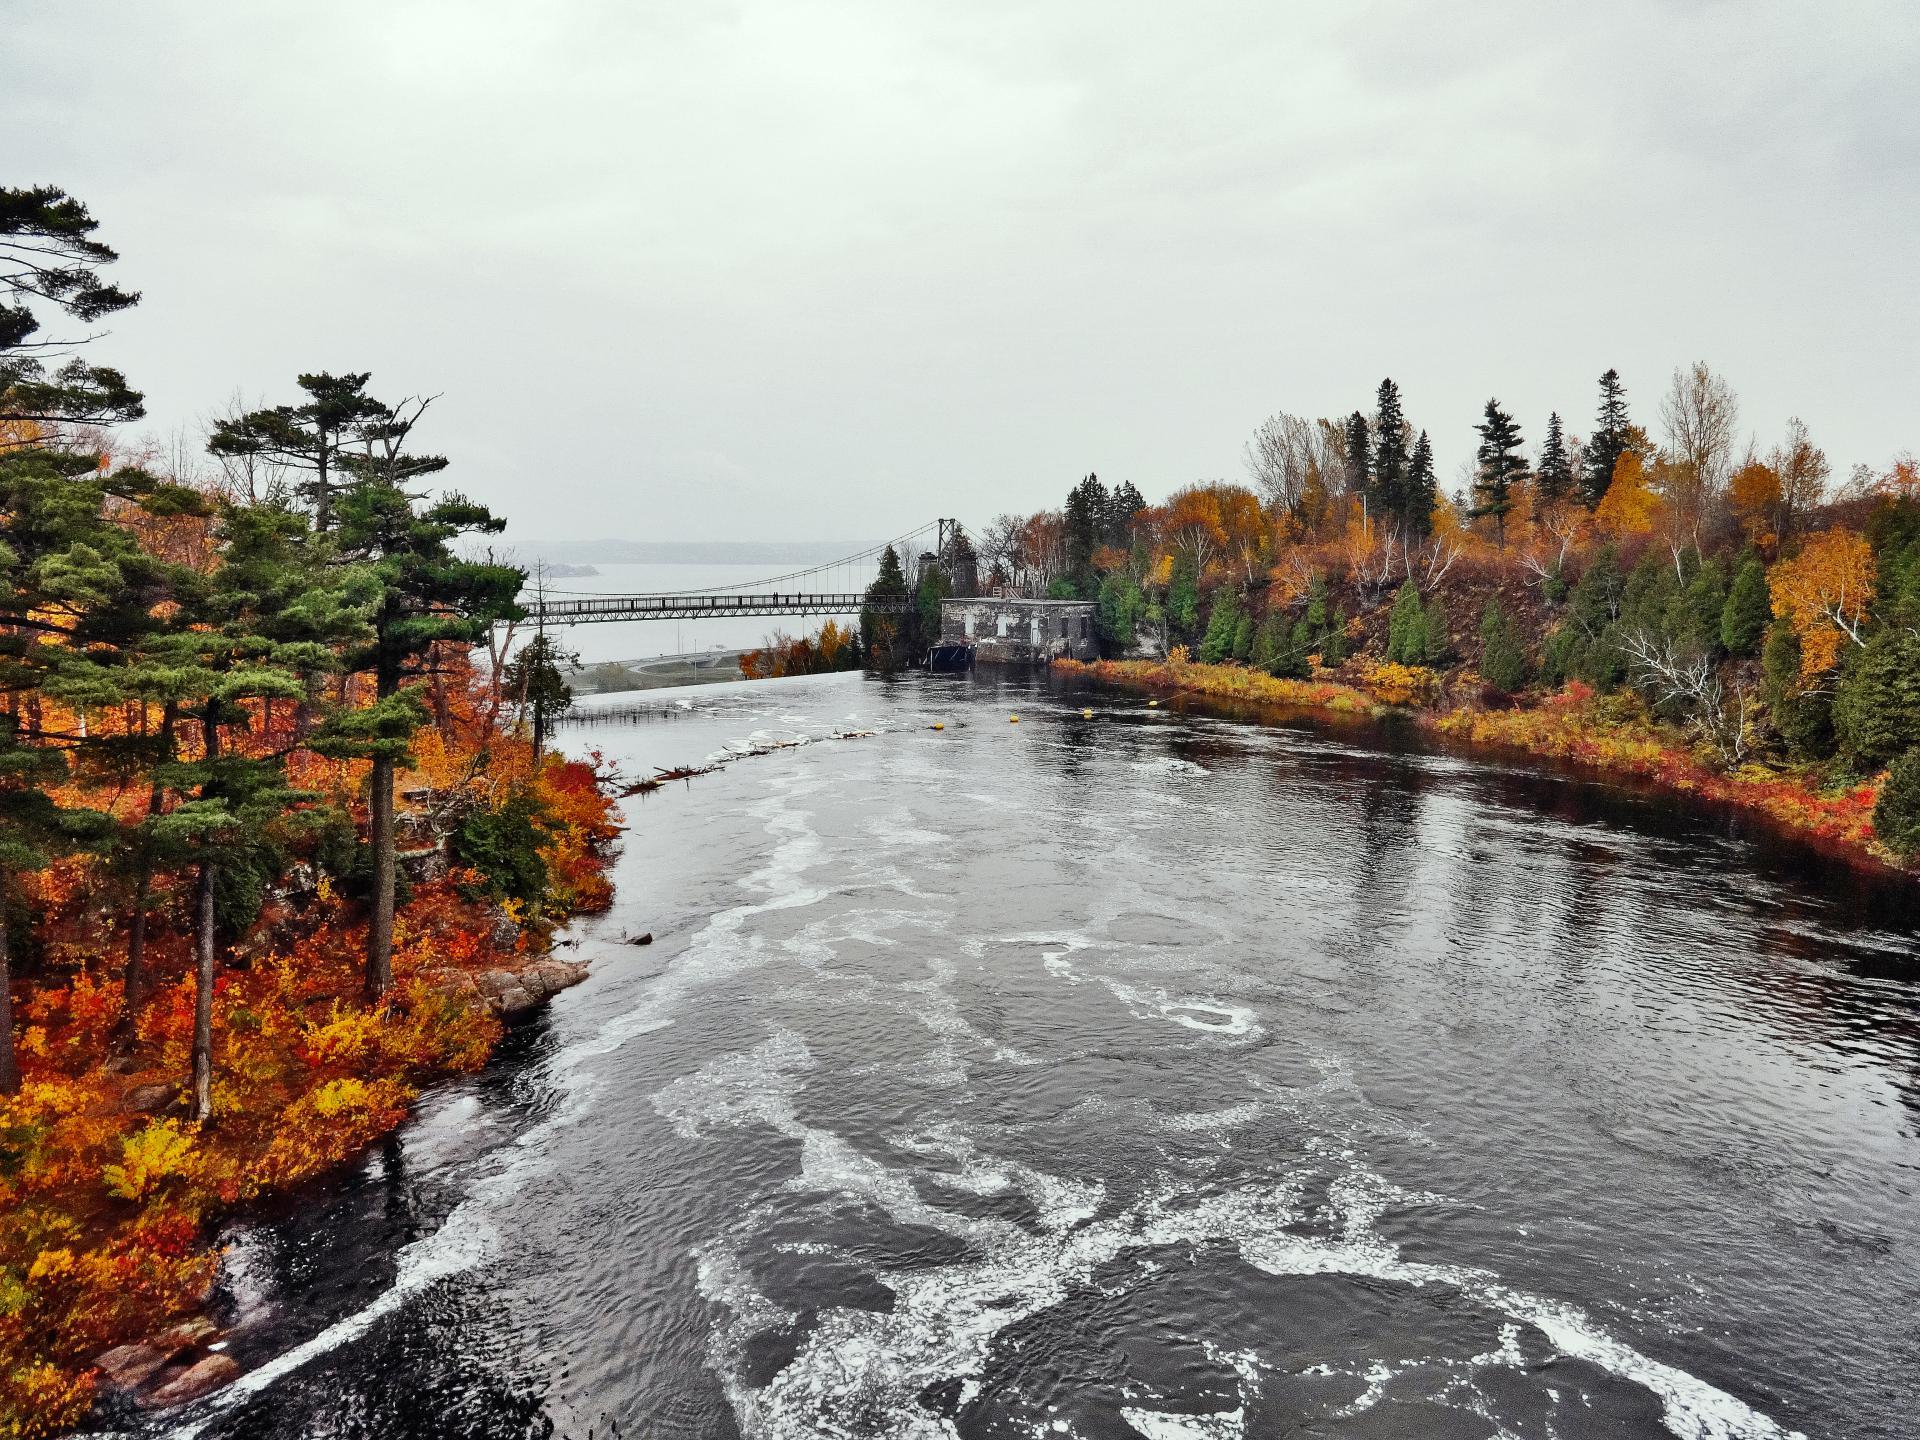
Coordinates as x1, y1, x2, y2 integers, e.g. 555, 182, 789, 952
982, 367, 1920, 872
0, 186, 622, 1435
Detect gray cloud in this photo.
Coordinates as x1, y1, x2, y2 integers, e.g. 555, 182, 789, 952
5, 0, 1914, 543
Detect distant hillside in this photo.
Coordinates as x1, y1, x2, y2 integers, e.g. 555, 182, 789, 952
524, 539, 860, 567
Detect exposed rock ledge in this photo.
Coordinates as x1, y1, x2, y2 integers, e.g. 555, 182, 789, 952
421, 955, 591, 1019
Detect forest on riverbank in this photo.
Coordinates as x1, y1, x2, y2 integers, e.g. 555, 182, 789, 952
861, 371, 1920, 867
0, 187, 619, 1435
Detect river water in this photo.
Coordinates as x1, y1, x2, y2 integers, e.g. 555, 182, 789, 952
122, 670, 1919, 1440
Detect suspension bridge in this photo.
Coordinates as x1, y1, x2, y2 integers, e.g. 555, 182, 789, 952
524, 520, 964, 626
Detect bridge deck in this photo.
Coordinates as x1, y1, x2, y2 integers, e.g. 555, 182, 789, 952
531, 593, 912, 624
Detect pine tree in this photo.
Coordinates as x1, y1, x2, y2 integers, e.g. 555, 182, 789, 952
0, 185, 145, 431
0, 443, 200, 1090
1251, 614, 1281, 671
1371, 379, 1409, 520
1167, 553, 1201, 640
1583, 369, 1632, 509
320, 431, 521, 1001
1680, 554, 1730, 657
1305, 574, 1329, 634
209, 373, 401, 534
1721, 550, 1771, 656
1343, 412, 1371, 503
1537, 412, 1572, 502
1471, 398, 1526, 547
1231, 612, 1254, 662
1479, 600, 1529, 692
1405, 431, 1438, 537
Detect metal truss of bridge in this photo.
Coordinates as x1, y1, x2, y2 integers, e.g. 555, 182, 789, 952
524, 519, 959, 627
532, 591, 909, 624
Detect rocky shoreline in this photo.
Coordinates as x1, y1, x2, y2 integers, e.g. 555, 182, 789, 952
84, 942, 595, 1417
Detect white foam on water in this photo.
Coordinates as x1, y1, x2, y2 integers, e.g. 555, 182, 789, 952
1120, 1406, 1245, 1439
675, 1043, 1804, 1440
155, 773, 838, 1436
1040, 943, 1264, 1044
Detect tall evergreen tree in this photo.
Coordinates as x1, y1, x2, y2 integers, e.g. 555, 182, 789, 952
1063, 472, 1108, 594
860, 544, 910, 668
209, 373, 399, 533
1371, 379, 1409, 520
1583, 368, 1632, 508
1343, 412, 1371, 505
1386, 581, 1428, 664
1721, 550, 1771, 656
1105, 480, 1147, 547
1479, 600, 1529, 693
1198, 590, 1243, 663
1471, 398, 1526, 546
505, 631, 579, 757
1537, 411, 1573, 502
1405, 430, 1438, 537
318, 425, 521, 1000
0, 185, 144, 432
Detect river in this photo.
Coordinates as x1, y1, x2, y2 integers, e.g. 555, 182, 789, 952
121, 669, 1919, 1440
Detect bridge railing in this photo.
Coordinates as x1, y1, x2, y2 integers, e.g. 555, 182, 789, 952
530, 591, 914, 624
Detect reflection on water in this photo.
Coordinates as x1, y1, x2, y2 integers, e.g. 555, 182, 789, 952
124, 669, 1919, 1440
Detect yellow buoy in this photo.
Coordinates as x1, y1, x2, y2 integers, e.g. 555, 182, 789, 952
931, 722, 944, 730
1081, 708, 1093, 718
1009, 714, 1019, 724
1148, 699, 1159, 708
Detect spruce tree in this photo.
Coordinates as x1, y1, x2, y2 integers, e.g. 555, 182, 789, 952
1231, 612, 1255, 663
860, 545, 910, 667
1343, 412, 1371, 503
1386, 581, 1426, 664
1537, 412, 1572, 502
1167, 553, 1201, 640
504, 632, 579, 757
1479, 600, 1529, 692
1063, 472, 1108, 594
1873, 749, 1920, 859
1583, 368, 1631, 508
1105, 480, 1148, 547
1421, 594, 1451, 665
1322, 607, 1350, 665
1405, 430, 1438, 537
1371, 379, 1409, 520
1305, 574, 1328, 634
1199, 590, 1241, 663
1721, 550, 1771, 656
1471, 398, 1526, 546
1832, 627, 1920, 769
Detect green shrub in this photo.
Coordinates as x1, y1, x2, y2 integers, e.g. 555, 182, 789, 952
452, 790, 549, 910
1874, 750, 1920, 859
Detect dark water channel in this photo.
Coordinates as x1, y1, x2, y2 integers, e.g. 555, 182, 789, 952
103, 669, 1920, 1440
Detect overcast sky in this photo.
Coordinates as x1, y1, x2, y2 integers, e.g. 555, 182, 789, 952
7, 0, 1916, 546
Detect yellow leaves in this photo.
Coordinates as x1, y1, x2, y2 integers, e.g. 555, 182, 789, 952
300, 1005, 386, 1067
1770, 529, 1875, 679
1360, 662, 1440, 708
103, 1121, 196, 1202
1593, 452, 1661, 537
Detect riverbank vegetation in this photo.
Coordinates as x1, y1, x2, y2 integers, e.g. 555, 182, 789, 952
1016, 369, 1919, 869
0, 186, 619, 1435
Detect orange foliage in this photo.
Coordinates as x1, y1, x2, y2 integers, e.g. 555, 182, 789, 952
1593, 451, 1661, 537
1729, 461, 1783, 548
1769, 528, 1875, 679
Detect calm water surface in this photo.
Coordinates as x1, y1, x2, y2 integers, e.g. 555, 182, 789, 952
120, 670, 1920, 1440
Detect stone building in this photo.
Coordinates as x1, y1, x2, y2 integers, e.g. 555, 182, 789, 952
939, 596, 1099, 664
